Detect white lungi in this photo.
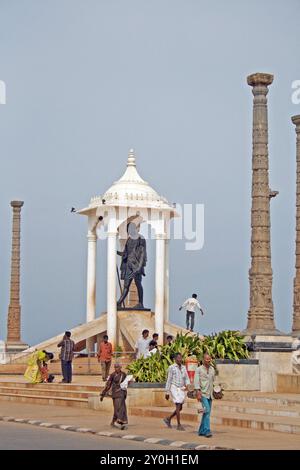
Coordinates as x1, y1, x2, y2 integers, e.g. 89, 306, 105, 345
170, 384, 185, 404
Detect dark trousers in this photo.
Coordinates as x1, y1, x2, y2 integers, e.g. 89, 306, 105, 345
61, 360, 72, 383
186, 311, 195, 330
101, 361, 111, 381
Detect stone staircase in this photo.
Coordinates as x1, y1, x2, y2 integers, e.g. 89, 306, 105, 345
0, 354, 134, 376
0, 381, 102, 408
130, 392, 300, 435
1, 380, 300, 435
2, 310, 190, 366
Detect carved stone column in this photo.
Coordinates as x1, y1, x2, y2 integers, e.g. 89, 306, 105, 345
6, 201, 27, 350
292, 115, 300, 336
245, 73, 279, 334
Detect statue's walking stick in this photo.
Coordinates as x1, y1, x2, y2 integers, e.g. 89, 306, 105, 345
116, 265, 126, 308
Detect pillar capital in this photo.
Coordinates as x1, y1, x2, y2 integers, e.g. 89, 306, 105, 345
10, 200, 24, 209
292, 115, 300, 128
247, 73, 274, 87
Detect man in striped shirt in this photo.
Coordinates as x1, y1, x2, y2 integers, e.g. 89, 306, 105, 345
163, 353, 190, 431
57, 331, 75, 383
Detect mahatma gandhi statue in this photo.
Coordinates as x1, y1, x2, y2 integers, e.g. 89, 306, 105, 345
117, 222, 147, 309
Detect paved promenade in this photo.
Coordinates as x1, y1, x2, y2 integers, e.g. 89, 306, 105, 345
0, 401, 299, 450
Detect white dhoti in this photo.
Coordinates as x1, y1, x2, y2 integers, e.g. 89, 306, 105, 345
170, 384, 185, 404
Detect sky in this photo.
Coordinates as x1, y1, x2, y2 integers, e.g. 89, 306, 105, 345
0, 0, 300, 345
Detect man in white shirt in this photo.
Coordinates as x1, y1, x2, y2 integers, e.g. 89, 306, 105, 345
163, 353, 190, 431
179, 293, 204, 332
135, 329, 151, 359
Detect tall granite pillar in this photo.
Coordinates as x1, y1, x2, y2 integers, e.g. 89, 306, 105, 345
6, 201, 27, 352
245, 73, 279, 334
292, 115, 300, 336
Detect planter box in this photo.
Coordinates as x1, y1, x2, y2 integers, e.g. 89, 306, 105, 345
88, 384, 172, 411
216, 359, 259, 365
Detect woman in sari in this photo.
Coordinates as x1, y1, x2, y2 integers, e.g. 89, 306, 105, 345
100, 363, 128, 429
24, 350, 54, 384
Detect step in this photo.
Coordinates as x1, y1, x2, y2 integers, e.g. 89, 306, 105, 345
0, 392, 89, 408
277, 373, 300, 393
0, 363, 131, 375
130, 406, 300, 434
0, 386, 99, 400
186, 399, 300, 418
224, 392, 300, 407
0, 381, 102, 392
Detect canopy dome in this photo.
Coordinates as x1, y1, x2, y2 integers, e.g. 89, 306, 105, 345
88, 149, 174, 211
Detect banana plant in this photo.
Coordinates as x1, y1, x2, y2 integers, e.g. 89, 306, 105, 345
127, 330, 249, 382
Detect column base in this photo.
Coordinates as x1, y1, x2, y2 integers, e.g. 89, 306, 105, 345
4, 341, 29, 353
242, 334, 294, 392
242, 334, 294, 352
0, 340, 29, 364
241, 328, 286, 337
291, 330, 300, 338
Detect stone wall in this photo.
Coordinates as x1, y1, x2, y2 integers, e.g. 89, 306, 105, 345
277, 373, 300, 393
88, 386, 172, 412
216, 360, 260, 391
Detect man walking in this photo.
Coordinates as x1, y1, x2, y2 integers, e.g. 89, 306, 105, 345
97, 334, 113, 381
194, 353, 215, 438
57, 331, 75, 383
163, 353, 190, 431
135, 329, 151, 358
179, 293, 204, 331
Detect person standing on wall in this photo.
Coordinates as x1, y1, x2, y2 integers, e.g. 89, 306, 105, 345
179, 293, 204, 332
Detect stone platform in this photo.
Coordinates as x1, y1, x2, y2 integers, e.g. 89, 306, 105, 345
3, 310, 190, 365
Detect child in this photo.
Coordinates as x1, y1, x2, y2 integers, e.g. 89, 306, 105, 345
40, 361, 55, 383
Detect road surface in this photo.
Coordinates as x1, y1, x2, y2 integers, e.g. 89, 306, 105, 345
0, 421, 169, 450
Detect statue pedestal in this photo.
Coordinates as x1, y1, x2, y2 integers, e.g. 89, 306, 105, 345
117, 307, 151, 312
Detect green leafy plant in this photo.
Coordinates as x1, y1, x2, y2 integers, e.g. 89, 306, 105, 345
127, 330, 249, 383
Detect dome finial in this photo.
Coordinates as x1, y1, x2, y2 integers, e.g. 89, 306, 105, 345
127, 148, 136, 167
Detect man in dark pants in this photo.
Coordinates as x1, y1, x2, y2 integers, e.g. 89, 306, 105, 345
179, 293, 204, 332
57, 331, 75, 383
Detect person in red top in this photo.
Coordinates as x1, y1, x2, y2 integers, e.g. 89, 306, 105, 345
97, 335, 113, 381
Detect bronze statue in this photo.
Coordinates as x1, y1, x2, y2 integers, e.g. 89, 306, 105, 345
117, 222, 147, 309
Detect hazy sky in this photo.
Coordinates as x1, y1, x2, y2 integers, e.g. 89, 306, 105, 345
0, 0, 300, 345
